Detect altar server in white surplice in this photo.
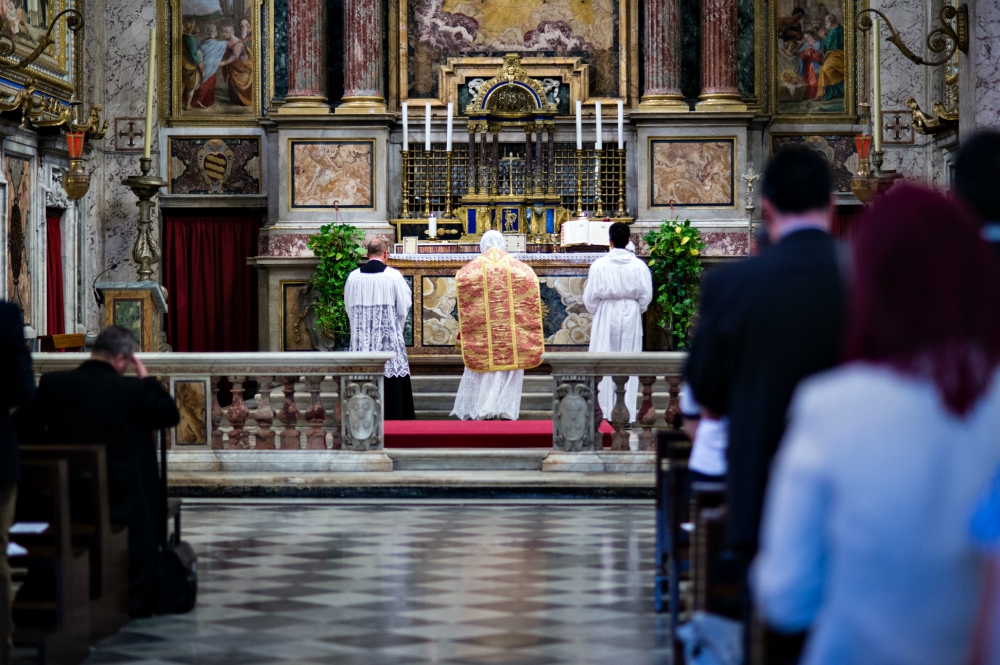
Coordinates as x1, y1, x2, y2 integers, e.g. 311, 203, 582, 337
584, 222, 653, 423
344, 238, 415, 420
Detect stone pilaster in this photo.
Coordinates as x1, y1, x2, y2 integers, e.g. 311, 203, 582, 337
638, 0, 688, 111
696, 0, 747, 111
278, 0, 329, 114
336, 0, 387, 114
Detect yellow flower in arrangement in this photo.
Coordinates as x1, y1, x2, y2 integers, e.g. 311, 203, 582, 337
691, 249, 700, 256
680, 236, 690, 245
674, 226, 682, 234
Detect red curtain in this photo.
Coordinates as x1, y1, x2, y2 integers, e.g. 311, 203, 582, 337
832, 205, 865, 241
46, 215, 64, 335
164, 216, 259, 351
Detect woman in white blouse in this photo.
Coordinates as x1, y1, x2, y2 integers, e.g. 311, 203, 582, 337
752, 184, 1000, 665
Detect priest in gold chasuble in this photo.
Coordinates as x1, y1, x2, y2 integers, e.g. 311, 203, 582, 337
450, 231, 545, 420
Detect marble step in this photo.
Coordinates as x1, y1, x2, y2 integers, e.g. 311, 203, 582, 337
387, 448, 550, 471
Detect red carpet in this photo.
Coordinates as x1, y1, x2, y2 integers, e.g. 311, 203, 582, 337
384, 420, 615, 448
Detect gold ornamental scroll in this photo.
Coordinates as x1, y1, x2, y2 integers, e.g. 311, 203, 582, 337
455, 247, 545, 372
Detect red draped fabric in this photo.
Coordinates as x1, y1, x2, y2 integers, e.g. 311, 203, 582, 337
832, 205, 864, 240
164, 215, 259, 351
46, 215, 64, 335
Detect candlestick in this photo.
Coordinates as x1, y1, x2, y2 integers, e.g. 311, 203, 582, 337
617, 100, 623, 150
595, 100, 602, 150
575, 149, 583, 216
616, 147, 626, 217
402, 102, 408, 149
444, 152, 453, 218
143, 26, 155, 160
575, 100, 582, 150
424, 102, 431, 151
872, 18, 883, 155
400, 148, 411, 218
445, 102, 453, 152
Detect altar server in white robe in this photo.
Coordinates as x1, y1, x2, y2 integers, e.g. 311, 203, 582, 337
344, 238, 415, 420
451, 231, 546, 420
584, 222, 653, 423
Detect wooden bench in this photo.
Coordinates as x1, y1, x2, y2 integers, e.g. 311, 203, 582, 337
20, 445, 129, 640
10, 460, 91, 664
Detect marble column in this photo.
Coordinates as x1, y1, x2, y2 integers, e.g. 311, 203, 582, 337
696, 0, 747, 111
639, 0, 688, 111
280, 0, 330, 113
337, 0, 387, 113
960, 0, 1000, 137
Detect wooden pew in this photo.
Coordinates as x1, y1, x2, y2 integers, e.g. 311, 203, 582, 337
10, 460, 91, 665
20, 445, 129, 640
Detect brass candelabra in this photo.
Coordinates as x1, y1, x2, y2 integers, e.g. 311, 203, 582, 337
444, 152, 454, 218
575, 149, 583, 217
594, 150, 604, 218
400, 150, 411, 218
423, 146, 431, 218
121, 157, 167, 282
616, 147, 626, 217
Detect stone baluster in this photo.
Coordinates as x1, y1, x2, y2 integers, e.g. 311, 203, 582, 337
226, 376, 250, 449
303, 375, 327, 449
338, 0, 387, 113
281, 0, 329, 113
637, 376, 658, 451
665, 376, 682, 429
593, 389, 605, 450
696, 0, 747, 112
210, 376, 223, 450
278, 376, 301, 450
253, 376, 276, 450
610, 375, 631, 451
329, 376, 343, 450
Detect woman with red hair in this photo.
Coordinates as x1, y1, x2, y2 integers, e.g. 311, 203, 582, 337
751, 184, 1000, 665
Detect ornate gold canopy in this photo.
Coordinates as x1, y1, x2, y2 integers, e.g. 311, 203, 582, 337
465, 54, 557, 120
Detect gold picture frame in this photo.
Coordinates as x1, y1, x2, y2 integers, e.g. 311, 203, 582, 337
160, 0, 262, 127
768, 0, 865, 123
0, 0, 80, 102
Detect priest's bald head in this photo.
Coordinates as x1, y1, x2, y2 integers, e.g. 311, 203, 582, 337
480, 230, 506, 253
367, 238, 390, 261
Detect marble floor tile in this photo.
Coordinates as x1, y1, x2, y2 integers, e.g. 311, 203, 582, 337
73, 501, 664, 665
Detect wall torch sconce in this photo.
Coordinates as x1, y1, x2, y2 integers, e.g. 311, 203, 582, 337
0, 8, 108, 199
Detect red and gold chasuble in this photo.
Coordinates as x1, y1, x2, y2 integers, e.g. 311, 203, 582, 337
456, 247, 545, 371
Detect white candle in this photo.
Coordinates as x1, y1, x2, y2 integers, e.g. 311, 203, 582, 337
595, 100, 602, 150
445, 102, 453, 152
143, 27, 155, 160
424, 102, 431, 151
575, 100, 582, 150
617, 100, 624, 149
872, 18, 883, 154
402, 102, 408, 149
428, 212, 437, 237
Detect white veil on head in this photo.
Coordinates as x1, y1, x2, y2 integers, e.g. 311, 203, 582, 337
479, 230, 506, 253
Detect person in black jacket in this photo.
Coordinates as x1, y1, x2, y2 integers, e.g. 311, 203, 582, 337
685, 147, 846, 662
955, 130, 1000, 268
0, 301, 33, 665
20, 326, 179, 617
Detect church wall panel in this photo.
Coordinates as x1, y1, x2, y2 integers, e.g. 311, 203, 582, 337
289, 140, 375, 209
649, 138, 736, 208
168, 136, 262, 194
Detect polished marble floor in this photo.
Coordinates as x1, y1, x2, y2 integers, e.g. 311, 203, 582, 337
82, 500, 669, 665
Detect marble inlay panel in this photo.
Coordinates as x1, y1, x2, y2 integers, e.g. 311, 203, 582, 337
540, 276, 591, 346
650, 139, 735, 207
168, 137, 262, 194
770, 134, 859, 193
421, 276, 458, 346
738, 0, 755, 98
5, 156, 31, 323
273, 0, 289, 101
290, 141, 374, 209
174, 379, 209, 445
702, 230, 750, 257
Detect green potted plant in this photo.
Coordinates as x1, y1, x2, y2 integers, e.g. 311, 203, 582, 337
644, 219, 706, 350
305, 223, 366, 349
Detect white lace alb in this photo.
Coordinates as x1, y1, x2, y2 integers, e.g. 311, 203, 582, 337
349, 304, 410, 378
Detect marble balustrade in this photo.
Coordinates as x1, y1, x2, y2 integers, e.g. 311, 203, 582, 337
30, 353, 394, 453
544, 352, 687, 453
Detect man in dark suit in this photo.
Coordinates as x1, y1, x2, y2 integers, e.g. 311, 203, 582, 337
0, 302, 33, 665
685, 147, 846, 661
21, 326, 179, 617
954, 130, 1000, 267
